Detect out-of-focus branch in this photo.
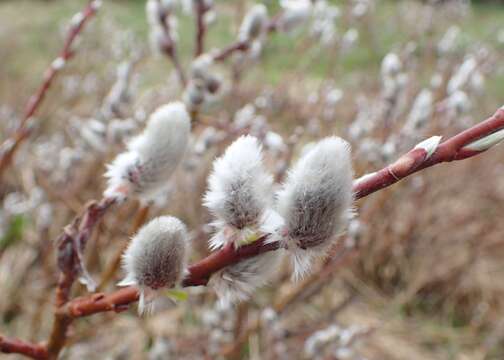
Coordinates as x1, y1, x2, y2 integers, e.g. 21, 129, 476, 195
0, 0, 101, 180
157, 1, 186, 86
211, 17, 280, 63
194, 0, 209, 57
97, 204, 150, 291
212, 41, 250, 62
0, 336, 48, 360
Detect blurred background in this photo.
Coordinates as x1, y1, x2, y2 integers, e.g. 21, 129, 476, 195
1, 0, 504, 359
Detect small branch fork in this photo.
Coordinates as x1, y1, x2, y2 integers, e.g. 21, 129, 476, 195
41, 197, 115, 360
211, 17, 280, 63
0, 0, 100, 180
2, 106, 503, 359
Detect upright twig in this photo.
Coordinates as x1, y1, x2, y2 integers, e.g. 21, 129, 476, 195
0, 0, 101, 180
97, 204, 150, 291
156, 0, 186, 86
46, 197, 116, 359
194, 0, 209, 57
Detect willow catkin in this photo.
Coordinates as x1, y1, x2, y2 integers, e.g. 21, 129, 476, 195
276, 136, 353, 279
119, 216, 190, 314
104, 102, 190, 202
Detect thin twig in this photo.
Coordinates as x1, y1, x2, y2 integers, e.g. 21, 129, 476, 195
0, 0, 101, 179
0, 336, 48, 360
46, 197, 116, 359
212, 41, 250, 62
211, 16, 280, 63
97, 204, 150, 291
353, 106, 504, 199
194, 0, 209, 57
156, 0, 186, 86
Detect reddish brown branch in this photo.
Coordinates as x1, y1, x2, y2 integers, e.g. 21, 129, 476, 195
46, 197, 116, 359
56, 106, 504, 320
59, 236, 280, 318
183, 236, 279, 286
157, 1, 186, 86
97, 204, 150, 291
211, 15, 280, 63
194, 0, 209, 57
0, 1, 100, 179
212, 41, 250, 62
353, 106, 504, 199
0, 336, 48, 360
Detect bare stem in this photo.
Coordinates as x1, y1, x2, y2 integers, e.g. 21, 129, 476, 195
353, 106, 504, 199
212, 41, 250, 62
58, 236, 279, 318
97, 205, 150, 291
0, 336, 48, 360
46, 197, 116, 359
0, 1, 100, 180
157, 1, 186, 86
211, 15, 280, 63
194, 0, 209, 57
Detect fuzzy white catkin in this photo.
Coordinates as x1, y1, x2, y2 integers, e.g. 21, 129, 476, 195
381, 53, 402, 78
404, 89, 433, 135
146, 0, 161, 27
447, 90, 471, 115
146, 0, 179, 55
447, 56, 477, 95
209, 208, 284, 305
183, 55, 221, 111
119, 216, 190, 314
437, 26, 460, 55
104, 102, 190, 202
146, 0, 177, 26
238, 4, 268, 42
191, 54, 214, 80
304, 325, 341, 357
210, 250, 282, 306
204, 135, 274, 249
276, 136, 353, 279
278, 0, 313, 33
205, 136, 283, 304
